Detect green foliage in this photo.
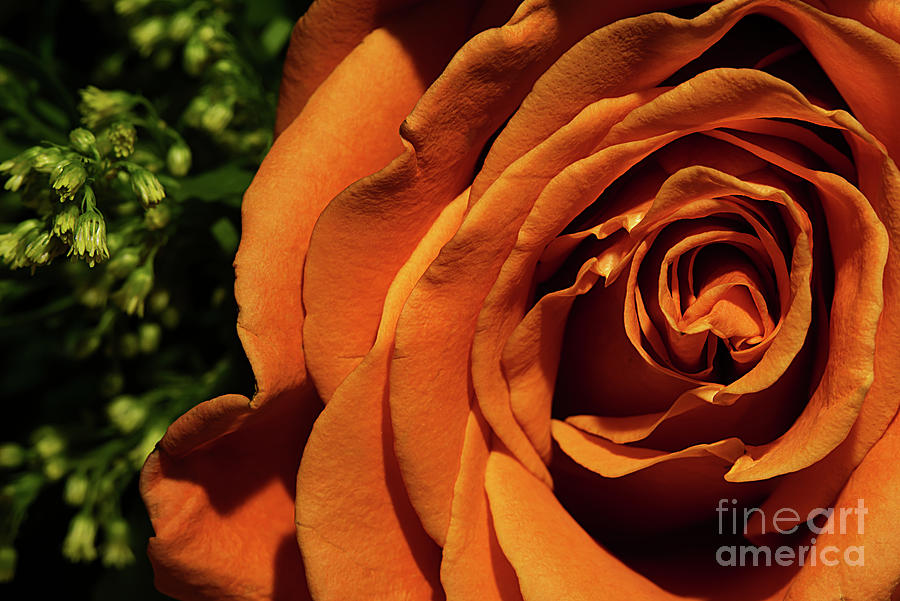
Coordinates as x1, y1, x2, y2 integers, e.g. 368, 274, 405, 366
0, 0, 301, 596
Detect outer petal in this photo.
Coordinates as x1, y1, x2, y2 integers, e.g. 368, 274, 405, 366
141, 388, 320, 600
241, 0, 482, 402
301, 0, 685, 404
296, 358, 443, 601
275, 0, 525, 135
275, 0, 420, 135
783, 411, 900, 600
299, 0, 521, 403
295, 190, 468, 600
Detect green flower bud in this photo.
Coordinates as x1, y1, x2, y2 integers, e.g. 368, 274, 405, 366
102, 519, 135, 568
129, 168, 165, 207
63, 472, 90, 506
31, 426, 65, 458
31, 147, 66, 173
138, 322, 162, 354
78, 285, 108, 309
0, 546, 16, 583
69, 128, 97, 155
212, 58, 240, 77
62, 513, 98, 562
22, 229, 60, 266
196, 23, 217, 43
0, 148, 38, 191
0, 234, 16, 267
107, 247, 141, 278
242, 129, 271, 152
70, 193, 110, 267
201, 102, 233, 133
2, 146, 40, 170
144, 204, 170, 230
169, 11, 195, 42
113, 0, 150, 16
107, 395, 148, 433
130, 17, 168, 57
79, 87, 136, 129
52, 203, 80, 241
183, 95, 211, 127
43, 456, 68, 481
0, 220, 40, 269
108, 121, 137, 158
0, 443, 26, 468
183, 35, 209, 76
50, 159, 88, 201
147, 288, 170, 313
2, 172, 26, 192
115, 261, 154, 316
166, 143, 191, 176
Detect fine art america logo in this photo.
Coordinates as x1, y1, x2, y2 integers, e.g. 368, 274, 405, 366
715, 498, 867, 567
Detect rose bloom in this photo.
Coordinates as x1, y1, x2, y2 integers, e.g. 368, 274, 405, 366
140, 1, 900, 600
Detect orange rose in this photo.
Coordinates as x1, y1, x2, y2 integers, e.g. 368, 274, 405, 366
140, 1, 900, 600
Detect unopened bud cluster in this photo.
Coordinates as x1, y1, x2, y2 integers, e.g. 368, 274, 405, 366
110, 1, 276, 155
0, 87, 184, 273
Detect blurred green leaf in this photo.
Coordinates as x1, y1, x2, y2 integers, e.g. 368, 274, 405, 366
210, 216, 239, 255
260, 17, 293, 58
169, 162, 253, 205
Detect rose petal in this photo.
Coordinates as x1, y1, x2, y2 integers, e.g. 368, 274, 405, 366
388, 88, 662, 544
621, 170, 814, 393
240, 2, 474, 401
295, 187, 468, 599
141, 389, 320, 600
733, 108, 900, 539
549, 425, 775, 538
552, 419, 747, 478
485, 447, 684, 601
555, 271, 698, 420
439, 410, 523, 601
816, 0, 900, 44
503, 258, 603, 461
481, 68, 891, 483
475, 0, 900, 197
273, 0, 522, 136
296, 358, 442, 600
465, 91, 665, 486
275, 0, 417, 135
301, 0, 598, 403
705, 131, 888, 481
782, 411, 900, 601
